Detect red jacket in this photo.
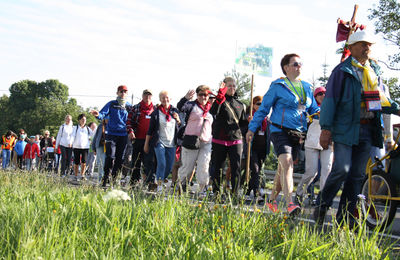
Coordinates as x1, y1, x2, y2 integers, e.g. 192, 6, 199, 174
23, 142, 40, 159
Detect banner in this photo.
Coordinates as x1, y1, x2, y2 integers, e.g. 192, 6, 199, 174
235, 44, 273, 77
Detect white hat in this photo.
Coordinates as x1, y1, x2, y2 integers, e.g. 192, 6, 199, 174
347, 30, 376, 45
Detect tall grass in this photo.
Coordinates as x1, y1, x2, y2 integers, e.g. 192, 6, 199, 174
0, 170, 395, 259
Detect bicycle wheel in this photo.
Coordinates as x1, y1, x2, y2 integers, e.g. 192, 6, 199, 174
360, 170, 397, 230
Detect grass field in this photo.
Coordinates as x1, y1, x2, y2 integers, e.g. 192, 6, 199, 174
0, 170, 396, 259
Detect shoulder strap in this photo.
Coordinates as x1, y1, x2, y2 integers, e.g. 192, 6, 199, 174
184, 103, 195, 125
225, 101, 239, 125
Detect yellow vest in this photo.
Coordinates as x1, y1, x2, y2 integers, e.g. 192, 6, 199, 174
2, 136, 16, 150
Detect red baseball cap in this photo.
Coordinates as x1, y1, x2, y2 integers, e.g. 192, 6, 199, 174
117, 85, 128, 92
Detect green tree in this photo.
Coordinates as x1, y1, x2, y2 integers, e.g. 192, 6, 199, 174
369, 0, 400, 70
223, 68, 253, 107
317, 61, 330, 87
2, 79, 96, 136
383, 77, 400, 103
0, 95, 10, 135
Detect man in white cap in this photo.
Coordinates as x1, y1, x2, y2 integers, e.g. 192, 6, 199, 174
313, 30, 400, 226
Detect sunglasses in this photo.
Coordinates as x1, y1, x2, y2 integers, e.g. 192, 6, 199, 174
119, 90, 128, 93
198, 93, 209, 97
255, 102, 262, 106
316, 92, 325, 96
290, 62, 303, 67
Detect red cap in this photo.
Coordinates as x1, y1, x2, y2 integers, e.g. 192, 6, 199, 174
117, 85, 128, 92
314, 86, 326, 97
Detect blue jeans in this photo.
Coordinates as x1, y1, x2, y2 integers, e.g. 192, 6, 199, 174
154, 142, 176, 181
95, 146, 106, 181
319, 124, 372, 223
2, 149, 11, 168
25, 158, 34, 171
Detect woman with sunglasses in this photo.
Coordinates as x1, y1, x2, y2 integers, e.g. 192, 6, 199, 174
246, 53, 320, 216
176, 85, 214, 194
245, 96, 270, 199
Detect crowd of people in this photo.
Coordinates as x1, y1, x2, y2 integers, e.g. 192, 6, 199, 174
1, 30, 400, 224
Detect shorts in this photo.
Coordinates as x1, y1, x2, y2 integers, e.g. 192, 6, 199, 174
73, 148, 89, 164
270, 131, 301, 161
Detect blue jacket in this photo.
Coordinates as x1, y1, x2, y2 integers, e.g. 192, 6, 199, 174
249, 78, 319, 133
97, 100, 131, 136
320, 56, 400, 147
14, 140, 27, 156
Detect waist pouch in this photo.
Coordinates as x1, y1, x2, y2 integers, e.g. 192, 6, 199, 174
271, 122, 306, 145
182, 135, 200, 150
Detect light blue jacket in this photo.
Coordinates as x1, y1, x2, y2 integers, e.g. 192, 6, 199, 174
249, 78, 319, 133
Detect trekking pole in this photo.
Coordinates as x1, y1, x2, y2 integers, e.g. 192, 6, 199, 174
245, 74, 255, 184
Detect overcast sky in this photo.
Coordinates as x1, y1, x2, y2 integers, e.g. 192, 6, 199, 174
1, 0, 398, 108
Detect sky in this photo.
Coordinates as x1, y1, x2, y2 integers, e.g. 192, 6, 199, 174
0, 0, 399, 109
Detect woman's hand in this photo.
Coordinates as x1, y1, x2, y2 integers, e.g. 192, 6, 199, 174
185, 90, 195, 100
172, 112, 181, 125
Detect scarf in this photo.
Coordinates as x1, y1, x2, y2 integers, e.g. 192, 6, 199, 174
159, 105, 171, 122
196, 100, 211, 118
140, 100, 154, 115
351, 58, 390, 107
117, 96, 126, 106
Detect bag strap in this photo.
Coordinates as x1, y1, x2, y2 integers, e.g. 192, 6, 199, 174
225, 101, 239, 125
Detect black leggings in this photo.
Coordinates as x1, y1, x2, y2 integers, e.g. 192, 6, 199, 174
60, 146, 73, 175
211, 142, 243, 193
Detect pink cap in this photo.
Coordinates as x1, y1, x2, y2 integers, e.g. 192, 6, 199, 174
314, 86, 326, 97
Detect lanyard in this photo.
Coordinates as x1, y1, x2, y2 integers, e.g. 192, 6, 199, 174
286, 78, 305, 104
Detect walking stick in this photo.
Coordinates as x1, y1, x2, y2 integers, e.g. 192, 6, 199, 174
245, 74, 255, 184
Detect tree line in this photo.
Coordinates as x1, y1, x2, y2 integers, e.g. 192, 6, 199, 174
0, 79, 97, 137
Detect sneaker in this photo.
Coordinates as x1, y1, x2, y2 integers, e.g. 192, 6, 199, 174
157, 185, 163, 193
266, 200, 279, 213
287, 202, 301, 216
197, 191, 207, 199
244, 195, 253, 201
313, 206, 328, 226
148, 183, 158, 192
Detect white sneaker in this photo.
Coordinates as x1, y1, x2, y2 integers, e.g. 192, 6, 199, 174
157, 185, 163, 193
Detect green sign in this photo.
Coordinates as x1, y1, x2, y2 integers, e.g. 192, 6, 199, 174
235, 44, 273, 77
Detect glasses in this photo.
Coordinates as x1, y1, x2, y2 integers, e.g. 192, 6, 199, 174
119, 90, 128, 93
316, 92, 325, 96
255, 102, 262, 106
198, 93, 209, 97
289, 62, 303, 67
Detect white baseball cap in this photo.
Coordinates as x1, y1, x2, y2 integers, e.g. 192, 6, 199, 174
348, 30, 376, 45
